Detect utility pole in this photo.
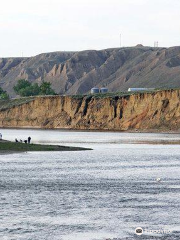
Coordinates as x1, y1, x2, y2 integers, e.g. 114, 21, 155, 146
154, 41, 159, 47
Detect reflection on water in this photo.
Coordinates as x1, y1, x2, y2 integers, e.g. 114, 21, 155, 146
0, 129, 180, 240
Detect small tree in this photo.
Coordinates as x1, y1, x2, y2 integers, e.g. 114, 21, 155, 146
13, 79, 56, 97
39, 82, 56, 95
17, 83, 40, 97
0, 92, 9, 100
0, 87, 9, 100
0, 87, 4, 95
14, 79, 31, 95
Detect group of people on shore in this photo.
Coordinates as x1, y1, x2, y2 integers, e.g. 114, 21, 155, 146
15, 136, 31, 144
0, 133, 32, 144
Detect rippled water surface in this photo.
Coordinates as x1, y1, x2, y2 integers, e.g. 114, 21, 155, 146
0, 129, 180, 240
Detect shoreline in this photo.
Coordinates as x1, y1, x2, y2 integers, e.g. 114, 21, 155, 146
0, 139, 92, 154
0, 126, 180, 135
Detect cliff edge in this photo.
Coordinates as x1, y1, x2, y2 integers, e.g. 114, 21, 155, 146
0, 90, 180, 131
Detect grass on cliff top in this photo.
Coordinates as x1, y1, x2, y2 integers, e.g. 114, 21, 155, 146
72, 88, 180, 100
72, 91, 142, 100
0, 97, 35, 111
0, 87, 179, 110
72, 90, 156, 99
0, 140, 91, 152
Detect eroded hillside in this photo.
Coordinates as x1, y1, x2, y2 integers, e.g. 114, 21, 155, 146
1, 46, 180, 97
0, 89, 180, 131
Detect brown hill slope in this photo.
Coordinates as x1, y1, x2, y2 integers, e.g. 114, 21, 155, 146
1, 46, 180, 97
0, 89, 180, 131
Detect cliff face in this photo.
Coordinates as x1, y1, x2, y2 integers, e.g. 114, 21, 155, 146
0, 90, 180, 131
1, 46, 180, 97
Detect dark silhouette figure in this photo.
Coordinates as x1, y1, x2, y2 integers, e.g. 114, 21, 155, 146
15, 138, 18, 143
24, 140, 27, 144
28, 137, 31, 144
20, 139, 23, 143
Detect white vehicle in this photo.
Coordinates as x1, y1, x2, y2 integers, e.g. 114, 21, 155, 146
128, 88, 155, 92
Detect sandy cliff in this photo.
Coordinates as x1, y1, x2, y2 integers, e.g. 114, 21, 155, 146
0, 90, 180, 131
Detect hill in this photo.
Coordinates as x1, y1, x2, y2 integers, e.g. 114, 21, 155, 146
1, 46, 180, 97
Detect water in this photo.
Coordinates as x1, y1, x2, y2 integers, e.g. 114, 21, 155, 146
0, 129, 180, 240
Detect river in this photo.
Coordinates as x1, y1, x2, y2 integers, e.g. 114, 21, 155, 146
0, 129, 180, 240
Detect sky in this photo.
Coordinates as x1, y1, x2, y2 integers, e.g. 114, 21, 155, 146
0, 0, 180, 57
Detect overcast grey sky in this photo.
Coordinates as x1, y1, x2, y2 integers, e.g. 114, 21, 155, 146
1, 0, 180, 57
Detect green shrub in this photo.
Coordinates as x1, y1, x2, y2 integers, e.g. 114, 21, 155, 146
13, 79, 56, 97
0, 87, 9, 100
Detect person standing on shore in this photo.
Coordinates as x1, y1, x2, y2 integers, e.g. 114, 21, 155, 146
0, 133, 2, 140
28, 137, 31, 144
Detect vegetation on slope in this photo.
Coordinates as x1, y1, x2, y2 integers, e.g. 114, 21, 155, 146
0, 87, 9, 100
14, 79, 56, 97
0, 97, 35, 111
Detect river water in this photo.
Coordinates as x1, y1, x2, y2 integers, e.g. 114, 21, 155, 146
0, 129, 180, 240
